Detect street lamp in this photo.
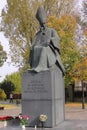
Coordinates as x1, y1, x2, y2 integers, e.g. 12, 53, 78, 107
81, 80, 85, 109
75, 68, 85, 109
81, 66, 85, 109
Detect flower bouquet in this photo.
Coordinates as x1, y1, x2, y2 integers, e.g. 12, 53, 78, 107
18, 113, 30, 127
39, 114, 47, 128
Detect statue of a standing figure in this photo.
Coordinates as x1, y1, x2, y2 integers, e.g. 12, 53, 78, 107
30, 6, 65, 75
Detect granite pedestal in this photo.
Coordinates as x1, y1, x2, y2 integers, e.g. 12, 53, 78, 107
22, 68, 65, 127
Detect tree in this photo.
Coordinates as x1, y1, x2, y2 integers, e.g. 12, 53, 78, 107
0, 88, 6, 100
81, 0, 87, 28
0, 43, 7, 67
1, 0, 38, 68
47, 14, 80, 86
5, 72, 22, 93
43, 0, 75, 17
72, 1, 87, 44
75, 0, 87, 61
1, 0, 80, 86
81, 0, 87, 44
79, 41, 87, 58
0, 80, 15, 98
1, 0, 76, 68
73, 58, 87, 82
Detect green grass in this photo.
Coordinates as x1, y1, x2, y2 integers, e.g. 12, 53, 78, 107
65, 102, 87, 107
0, 103, 19, 109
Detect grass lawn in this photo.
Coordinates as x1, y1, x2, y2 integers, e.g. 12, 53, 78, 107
0, 101, 87, 109
0, 99, 21, 109
0, 100, 20, 109
0, 104, 18, 109
65, 102, 87, 107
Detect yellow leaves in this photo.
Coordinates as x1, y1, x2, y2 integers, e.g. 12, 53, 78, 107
79, 43, 87, 58
47, 14, 80, 87
47, 14, 79, 72
83, 28, 87, 36
0, 88, 6, 100
58, 14, 76, 37
47, 14, 77, 39
47, 16, 57, 28
0, 44, 7, 67
73, 58, 87, 81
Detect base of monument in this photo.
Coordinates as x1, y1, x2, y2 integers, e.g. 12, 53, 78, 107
22, 69, 65, 128
0, 124, 64, 130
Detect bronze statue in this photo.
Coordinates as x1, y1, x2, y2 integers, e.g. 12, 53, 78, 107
29, 6, 65, 75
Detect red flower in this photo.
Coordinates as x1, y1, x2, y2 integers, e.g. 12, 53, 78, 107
23, 115, 27, 119
0, 116, 13, 121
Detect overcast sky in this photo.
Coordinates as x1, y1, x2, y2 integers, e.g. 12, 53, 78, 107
0, 0, 84, 82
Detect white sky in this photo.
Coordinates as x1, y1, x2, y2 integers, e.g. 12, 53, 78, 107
0, 0, 18, 82
0, 0, 84, 82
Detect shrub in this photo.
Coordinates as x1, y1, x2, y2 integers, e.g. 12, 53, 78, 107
0, 88, 6, 100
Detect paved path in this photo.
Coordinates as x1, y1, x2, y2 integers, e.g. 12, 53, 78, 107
66, 105, 87, 120
0, 106, 21, 117
1, 104, 87, 129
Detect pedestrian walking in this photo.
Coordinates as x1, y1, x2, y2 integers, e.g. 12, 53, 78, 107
10, 93, 13, 103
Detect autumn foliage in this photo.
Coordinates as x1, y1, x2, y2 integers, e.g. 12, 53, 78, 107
47, 14, 80, 86
73, 58, 87, 81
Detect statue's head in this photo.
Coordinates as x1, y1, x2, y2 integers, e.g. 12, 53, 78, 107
36, 6, 47, 27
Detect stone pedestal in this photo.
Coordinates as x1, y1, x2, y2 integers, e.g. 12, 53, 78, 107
22, 68, 65, 127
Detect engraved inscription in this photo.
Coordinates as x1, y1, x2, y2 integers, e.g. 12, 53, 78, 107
24, 80, 48, 93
